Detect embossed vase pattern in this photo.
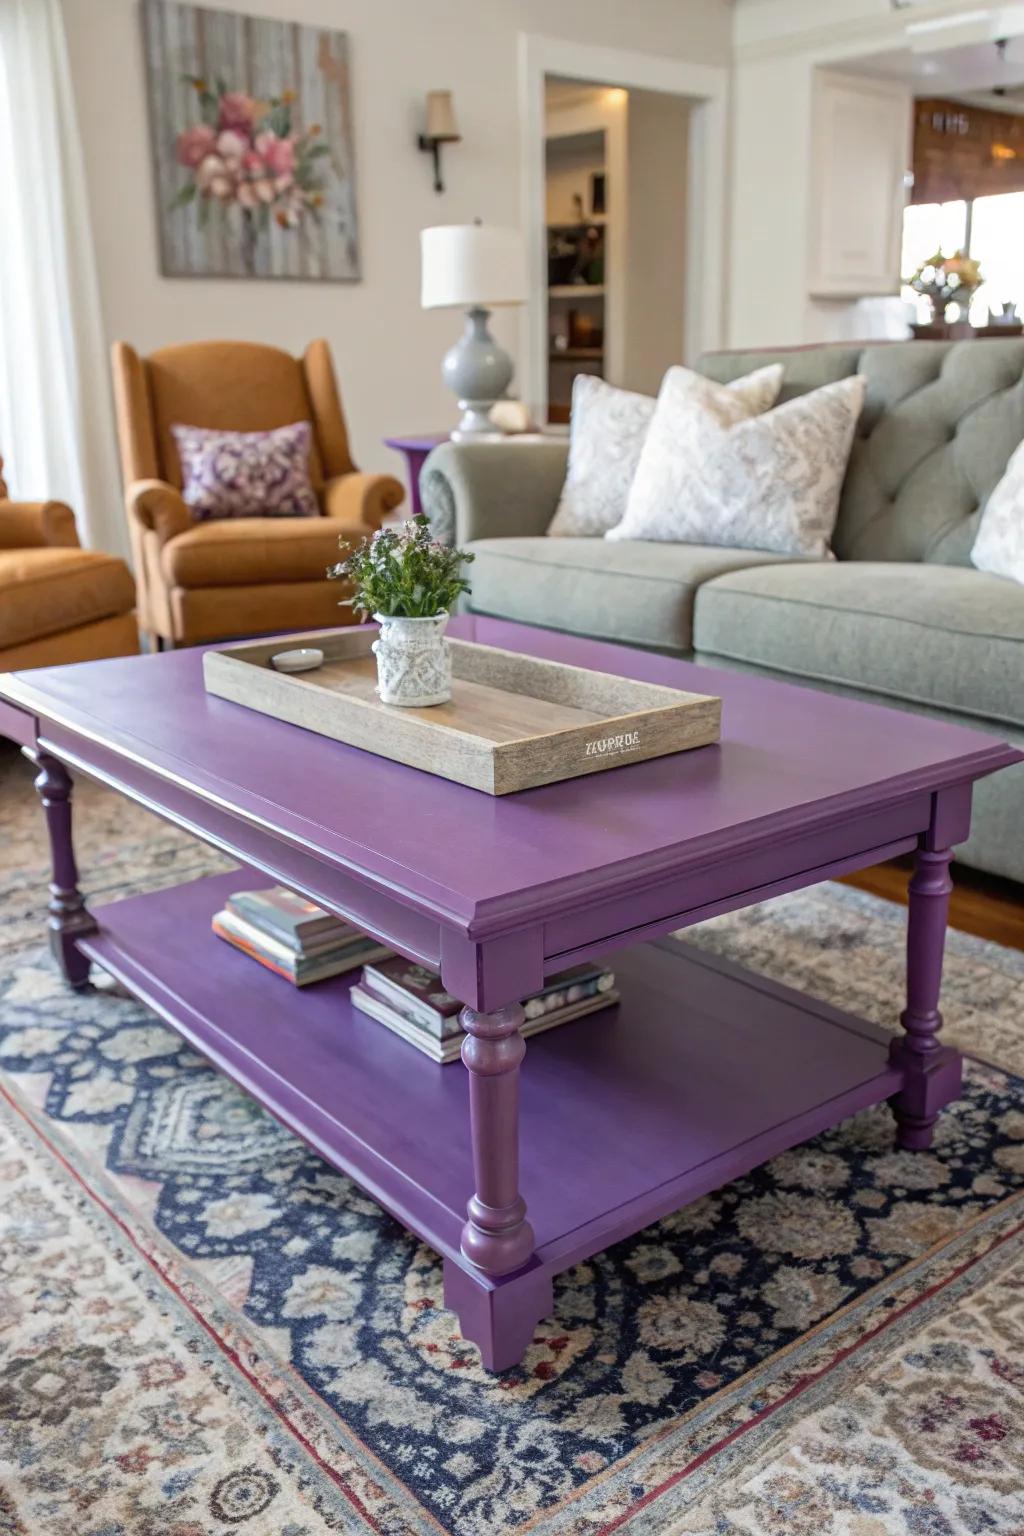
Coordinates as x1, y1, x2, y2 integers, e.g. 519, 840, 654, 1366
372, 613, 452, 707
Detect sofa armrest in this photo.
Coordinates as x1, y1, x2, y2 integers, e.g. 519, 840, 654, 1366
0, 499, 80, 549
322, 471, 405, 531
126, 479, 193, 546
420, 440, 569, 546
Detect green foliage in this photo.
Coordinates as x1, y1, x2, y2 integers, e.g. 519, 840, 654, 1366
265, 100, 292, 138
199, 90, 220, 127
328, 515, 474, 619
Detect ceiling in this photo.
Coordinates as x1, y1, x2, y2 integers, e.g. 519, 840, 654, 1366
845, 31, 1024, 110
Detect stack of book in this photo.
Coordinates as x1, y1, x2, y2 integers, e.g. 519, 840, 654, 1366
212, 886, 392, 986
351, 956, 618, 1063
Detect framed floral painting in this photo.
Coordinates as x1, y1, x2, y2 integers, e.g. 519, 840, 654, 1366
142, 0, 360, 281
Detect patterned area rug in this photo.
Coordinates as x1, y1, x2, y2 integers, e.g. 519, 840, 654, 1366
1, 740, 1022, 1535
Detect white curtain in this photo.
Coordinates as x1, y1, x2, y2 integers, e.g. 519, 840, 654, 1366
0, 0, 125, 554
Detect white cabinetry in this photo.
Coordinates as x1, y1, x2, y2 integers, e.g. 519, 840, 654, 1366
808, 71, 912, 299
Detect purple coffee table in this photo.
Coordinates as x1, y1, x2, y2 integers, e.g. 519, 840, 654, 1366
1, 616, 1019, 1370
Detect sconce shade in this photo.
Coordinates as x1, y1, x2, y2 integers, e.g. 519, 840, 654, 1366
421, 224, 527, 309
424, 90, 460, 143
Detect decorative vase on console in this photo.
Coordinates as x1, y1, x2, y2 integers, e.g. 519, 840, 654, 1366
327, 514, 474, 707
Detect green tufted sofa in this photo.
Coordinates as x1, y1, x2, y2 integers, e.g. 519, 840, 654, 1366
420, 339, 1024, 884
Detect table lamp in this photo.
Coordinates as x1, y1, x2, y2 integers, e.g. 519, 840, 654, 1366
421, 223, 527, 439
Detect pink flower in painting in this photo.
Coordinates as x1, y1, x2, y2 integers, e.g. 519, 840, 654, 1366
175, 122, 216, 168
170, 74, 328, 260
218, 91, 256, 131
215, 128, 249, 165
196, 154, 235, 200
255, 130, 295, 178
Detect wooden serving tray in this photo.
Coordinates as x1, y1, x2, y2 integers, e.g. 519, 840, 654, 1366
203, 628, 721, 794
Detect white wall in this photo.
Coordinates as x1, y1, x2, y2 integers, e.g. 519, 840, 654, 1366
728, 0, 927, 348
63, 0, 730, 522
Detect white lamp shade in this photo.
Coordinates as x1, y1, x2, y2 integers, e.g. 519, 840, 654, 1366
420, 224, 527, 309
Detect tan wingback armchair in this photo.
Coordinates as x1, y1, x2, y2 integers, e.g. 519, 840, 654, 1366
111, 338, 406, 647
0, 455, 138, 670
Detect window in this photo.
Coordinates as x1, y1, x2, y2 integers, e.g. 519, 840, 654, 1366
902, 192, 1024, 323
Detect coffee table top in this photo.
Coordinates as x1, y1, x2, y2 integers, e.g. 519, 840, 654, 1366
3, 616, 1018, 931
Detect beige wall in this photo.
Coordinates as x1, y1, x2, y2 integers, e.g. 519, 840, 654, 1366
622, 88, 689, 394
64, 0, 730, 505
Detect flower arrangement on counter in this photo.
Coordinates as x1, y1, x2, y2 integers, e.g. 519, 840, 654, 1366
908, 250, 984, 319
172, 76, 330, 261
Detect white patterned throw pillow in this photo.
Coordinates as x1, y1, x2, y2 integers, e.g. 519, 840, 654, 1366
971, 438, 1024, 585
609, 370, 866, 559
549, 365, 786, 538
605, 365, 785, 544
546, 376, 656, 537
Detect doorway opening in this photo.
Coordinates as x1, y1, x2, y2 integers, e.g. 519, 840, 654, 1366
542, 76, 690, 424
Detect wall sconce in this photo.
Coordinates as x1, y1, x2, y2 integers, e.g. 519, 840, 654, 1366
418, 91, 461, 193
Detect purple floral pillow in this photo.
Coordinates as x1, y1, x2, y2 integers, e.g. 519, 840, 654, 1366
171, 420, 320, 521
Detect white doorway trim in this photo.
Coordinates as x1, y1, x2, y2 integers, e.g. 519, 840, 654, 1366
518, 33, 729, 421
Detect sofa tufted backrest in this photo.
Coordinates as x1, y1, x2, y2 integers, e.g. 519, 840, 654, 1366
698, 339, 1024, 564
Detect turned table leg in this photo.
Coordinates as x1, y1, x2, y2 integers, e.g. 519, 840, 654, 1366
23, 748, 96, 990
889, 844, 961, 1150
447, 1000, 551, 1370
459, 1002, 536, 1274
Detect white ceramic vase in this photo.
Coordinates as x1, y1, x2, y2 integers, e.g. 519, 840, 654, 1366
372, 612, 452, 707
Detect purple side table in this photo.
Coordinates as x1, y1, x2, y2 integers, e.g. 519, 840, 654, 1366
384, 434, 448, 520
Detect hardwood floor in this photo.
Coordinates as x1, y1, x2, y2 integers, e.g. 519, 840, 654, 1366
841, 857, 1024, 952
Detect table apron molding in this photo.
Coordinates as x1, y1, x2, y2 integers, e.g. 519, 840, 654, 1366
531, 785, 948, 962
9, 703, 474, 926
545, 833, 919, 974
452, 761, 1008, 942
5, 681, 1016, 946
0, 697, 37, 749
15, 730, 990, 1014
38, 731, 449, 973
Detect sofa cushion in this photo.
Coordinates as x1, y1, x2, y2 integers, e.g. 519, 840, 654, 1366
465, 537, 796, 652
698, 339, 1024, 566
162, 515, 352, 588
694, 561, 1024, 729
0, 548, 135, 650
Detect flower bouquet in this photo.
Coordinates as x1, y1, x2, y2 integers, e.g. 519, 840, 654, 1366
328, 515, 474, 707
173, 76, 330, 269
908, 249, 983, 321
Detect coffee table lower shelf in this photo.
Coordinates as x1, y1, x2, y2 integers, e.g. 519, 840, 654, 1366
79, 869, 918, 1365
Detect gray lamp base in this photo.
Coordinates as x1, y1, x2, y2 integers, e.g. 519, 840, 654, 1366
442, 306, 514, 439
451, 403, 501, 440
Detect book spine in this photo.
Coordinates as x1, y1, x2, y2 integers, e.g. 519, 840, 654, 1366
213, 916, 300, 984
350, 988, 459, 1063
227, 896, 358, 953
214, 918, 391, 986
359, 972, 454, 1035
215, 911, 304, 969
